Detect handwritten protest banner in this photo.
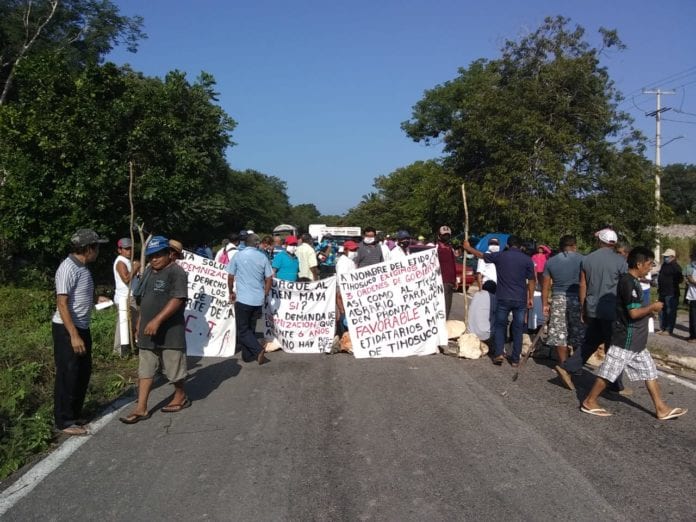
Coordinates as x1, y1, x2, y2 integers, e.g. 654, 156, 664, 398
177, 251, 236, 357
338, 249, 448, 358
264, 278, 337, 354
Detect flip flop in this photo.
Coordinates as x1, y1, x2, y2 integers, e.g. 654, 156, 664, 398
658, 407, 688, 420
119, 412, 151, 424
580, 406, 612, 417
60, 424, 89, 436
161, 398, 191, 413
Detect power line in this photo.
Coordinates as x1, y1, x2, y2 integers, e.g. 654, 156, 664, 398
662, 118, 696, 125
674, 108, 696, 117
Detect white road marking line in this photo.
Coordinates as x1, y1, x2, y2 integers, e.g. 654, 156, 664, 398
659, 370, 696, 391
0, 396, 133, 517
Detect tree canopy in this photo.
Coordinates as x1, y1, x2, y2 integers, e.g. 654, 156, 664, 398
395, 16, 657, 245
662, 164, 696, 224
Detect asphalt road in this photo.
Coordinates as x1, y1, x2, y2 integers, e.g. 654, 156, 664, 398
3, 295, 695, 521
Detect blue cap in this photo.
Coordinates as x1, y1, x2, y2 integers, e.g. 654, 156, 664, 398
396, 230, 410, 240
145, 236, 169, 256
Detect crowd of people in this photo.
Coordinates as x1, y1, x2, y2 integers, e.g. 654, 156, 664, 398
462, 228, 690, 421
50, 224, 692, 436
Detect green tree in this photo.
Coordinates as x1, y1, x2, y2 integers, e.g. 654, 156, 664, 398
288, 203, 322, 233
662, 163, 696, 224
0, 0, 145, 104
220, 169, 291, 235
401, 16, 656, 245
345, 160, 461, 237
0, 54, 236, 276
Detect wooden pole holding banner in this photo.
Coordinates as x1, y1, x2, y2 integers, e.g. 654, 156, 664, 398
126, 161, 136, 354
461, 182, 469, 324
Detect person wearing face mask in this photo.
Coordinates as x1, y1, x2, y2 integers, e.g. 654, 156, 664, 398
356, 226, 384, 268
271, 236, 300, 282
336, 240, 359, 276
436, 226, 458, 319
389, 230, 412, 260
476, 238, 499, 290
657, 248, 683, 336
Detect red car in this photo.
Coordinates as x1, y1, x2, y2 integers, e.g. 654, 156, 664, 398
455, 255, 476, 291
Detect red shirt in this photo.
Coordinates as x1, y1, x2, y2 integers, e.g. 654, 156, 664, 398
437, 242, 457, 284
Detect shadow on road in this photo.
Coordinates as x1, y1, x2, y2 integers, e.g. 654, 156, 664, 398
184, 356, 242, 402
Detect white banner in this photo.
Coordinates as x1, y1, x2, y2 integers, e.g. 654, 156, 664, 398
338, 250, 448, 358
263, 278, 337, 354
177, 251, 236, 357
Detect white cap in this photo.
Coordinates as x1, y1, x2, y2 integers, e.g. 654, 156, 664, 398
597, 228, 617, 244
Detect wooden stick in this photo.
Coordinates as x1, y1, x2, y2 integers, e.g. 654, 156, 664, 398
461, 182, 469, 323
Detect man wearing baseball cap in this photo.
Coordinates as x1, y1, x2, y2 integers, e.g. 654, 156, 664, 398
556, 228, 629, 393
657, 248, 683, 336
226, 233, 273, 364
113, 238, 140, 356
271, 235, 300, 281
436, 226, 457, 319
120, 235, 190, 424
51, 228, 107, 435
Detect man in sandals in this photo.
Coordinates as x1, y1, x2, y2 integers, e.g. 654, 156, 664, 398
53, 229, 108, 436
581, 247, 687, 420
120, 236, 189, 424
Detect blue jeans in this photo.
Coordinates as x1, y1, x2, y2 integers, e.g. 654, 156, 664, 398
659, 295, 678, 334
494, 299, 527, 363
235, 301, 263, 362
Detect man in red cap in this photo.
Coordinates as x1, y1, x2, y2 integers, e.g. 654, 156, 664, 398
271, 235, 300, 281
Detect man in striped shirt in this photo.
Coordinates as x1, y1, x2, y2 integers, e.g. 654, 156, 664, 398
52, 228, 107, 436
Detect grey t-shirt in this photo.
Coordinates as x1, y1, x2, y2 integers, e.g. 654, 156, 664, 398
468, 291, 496, 341
581, 247, 628, 320
137, 263, 188, 351
543, 251, 583, 296
356, 242, 384, 268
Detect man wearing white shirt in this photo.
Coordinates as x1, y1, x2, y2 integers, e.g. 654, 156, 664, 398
476, 237, 499, 290
389, 230, 411, 261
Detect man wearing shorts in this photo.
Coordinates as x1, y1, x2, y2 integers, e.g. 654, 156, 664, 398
541, 235, 584, 387
120, 236, 189, 424
581, 247, 687, 420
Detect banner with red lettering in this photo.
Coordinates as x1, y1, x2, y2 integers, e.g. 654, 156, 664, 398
338, 249, 448, 358
263, 278, 337, 354
177, 251, 236, 357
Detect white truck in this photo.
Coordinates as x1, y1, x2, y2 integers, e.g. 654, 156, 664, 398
308, 224, 361, 243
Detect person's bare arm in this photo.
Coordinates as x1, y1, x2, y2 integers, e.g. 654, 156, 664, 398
310, 266, 319, 281
462, 241, 484, 259
527, 279, 536, 309
541, 275, 552, 317
578, 270, 587, 322
629, 301, 663, 320
228, 274, 236, 302
116, 259, 141, 284
56, 295, 85, 355
264, 276, 273, 296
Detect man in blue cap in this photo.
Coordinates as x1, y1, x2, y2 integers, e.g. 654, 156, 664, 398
120, 236, 189, 424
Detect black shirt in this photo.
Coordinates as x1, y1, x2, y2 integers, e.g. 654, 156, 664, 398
137, 263, 188, 351
657, 261, 683, 298
611, 273, 648, 353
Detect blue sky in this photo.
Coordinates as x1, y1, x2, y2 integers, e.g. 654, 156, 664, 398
109, 0, 696, 215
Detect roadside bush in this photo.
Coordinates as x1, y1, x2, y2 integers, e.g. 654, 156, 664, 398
0, 287, 137, 479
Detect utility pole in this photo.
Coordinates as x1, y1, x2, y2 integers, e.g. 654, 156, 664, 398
642, 88, 675, 261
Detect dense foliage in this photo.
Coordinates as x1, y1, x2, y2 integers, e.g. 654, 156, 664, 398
349, 16, 659, 245
0, 288, 136, 479
662, 164, 696, 224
